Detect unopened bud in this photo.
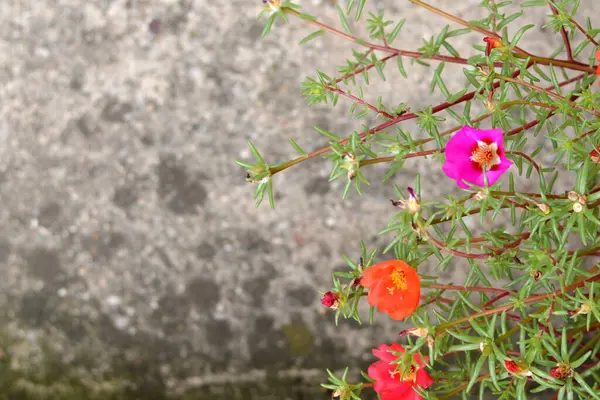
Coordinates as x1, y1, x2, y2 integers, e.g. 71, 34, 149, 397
391, 187, 420, 214
572, 302, 593, 316
342, 153, 358, 181
483, 37, 504, 56
591, 147, 600, 164
567, 191, 580, 202
427, 335, 434, 351
537, 203, 551, 215
399, 327, 428, 337
531, 269, 542, 281
484, 98, 495, 111
321, 292, 340, 310
347, 169, 356, 181
550, 362, 573, 380
573, 202, 583, 213
477, 64, 492, 76
504, 359, 532, 376
350, 277, 362, 288
474, 191, 487, 201
262, 0, 281, 13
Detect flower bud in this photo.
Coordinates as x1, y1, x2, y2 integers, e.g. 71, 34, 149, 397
427, 335, 434, 352
391, 187, 421, 214
571, 302, 592, 316
567, 191, 580, 202
504, 359, 532, 376
483, 37, 505, 56
321, 292, 340, 310
537, 203, 550, 215
262, 0, 281, 13
550, 362, 572, 380
346, 169, 356, 181
342, 153, 358, 181
590, 146, 600, 164
572, 202, 583, 213
477, 64, 492, 76
350, 276, 362, 288
474, 191, 487, 200
399, 327, 428, 337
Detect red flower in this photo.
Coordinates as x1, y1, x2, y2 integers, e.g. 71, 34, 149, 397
361, 260, 420, 320
321, 291, 339, 309
368, 343, 434, 400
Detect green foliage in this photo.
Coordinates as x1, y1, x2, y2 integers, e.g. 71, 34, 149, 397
249, 0, 600, 398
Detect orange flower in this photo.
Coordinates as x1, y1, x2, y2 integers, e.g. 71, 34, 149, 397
361, 260, 420, 320
483, 37, 504, 56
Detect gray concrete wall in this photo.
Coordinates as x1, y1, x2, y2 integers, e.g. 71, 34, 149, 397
0, 0, 598, 398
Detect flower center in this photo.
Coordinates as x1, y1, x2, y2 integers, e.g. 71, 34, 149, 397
470, 141, 500, 170
386, 267, 408, 295
389, 364, 417, 383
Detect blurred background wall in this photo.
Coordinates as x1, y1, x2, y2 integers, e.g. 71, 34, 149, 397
0, 0, 596, 398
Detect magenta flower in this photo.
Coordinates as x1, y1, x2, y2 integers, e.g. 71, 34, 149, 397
442, 126, 513, 189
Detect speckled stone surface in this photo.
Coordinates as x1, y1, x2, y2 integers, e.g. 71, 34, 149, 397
0, 0, 598, 398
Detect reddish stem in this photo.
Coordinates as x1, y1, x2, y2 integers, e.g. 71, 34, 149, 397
325, 85, 395, 119
549, 3, 574, 61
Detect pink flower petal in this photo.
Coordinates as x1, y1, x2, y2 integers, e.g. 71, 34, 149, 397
443, 126, 512, 188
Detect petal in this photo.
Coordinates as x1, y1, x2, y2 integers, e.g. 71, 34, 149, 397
456, 178, 471, 189
471, 127, 504, 146
388, 342, 406, 353
388, 307, 411, 320
402, 387, 422, 400
372, 343, 404, 363
483, 158, 513, 186
414, 352, 429, 368
445, 158, 484, 187
367, 280, 388, 309
416, 369, 435, 389
444, 128, 476, 162
362, 263, 394, 289
368, 361, 393, 387
379, 384, 412, 400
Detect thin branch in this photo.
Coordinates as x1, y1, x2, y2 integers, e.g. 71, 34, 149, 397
325, 85, 395, 119
506, 151, 542, 175
435, 270, 600, 335
426, 283, 512, 294
549, 2, 573, 61
408, 0, 530, 56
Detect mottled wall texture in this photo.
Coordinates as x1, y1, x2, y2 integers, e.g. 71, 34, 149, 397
0, 0, 597, 398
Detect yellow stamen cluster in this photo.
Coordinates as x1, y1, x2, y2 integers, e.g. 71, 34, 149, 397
389, 365, 417, 383
386, 267, 408, 294
471, 146, 495, 167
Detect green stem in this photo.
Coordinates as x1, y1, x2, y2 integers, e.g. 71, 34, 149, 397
435, 270, 600, 336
